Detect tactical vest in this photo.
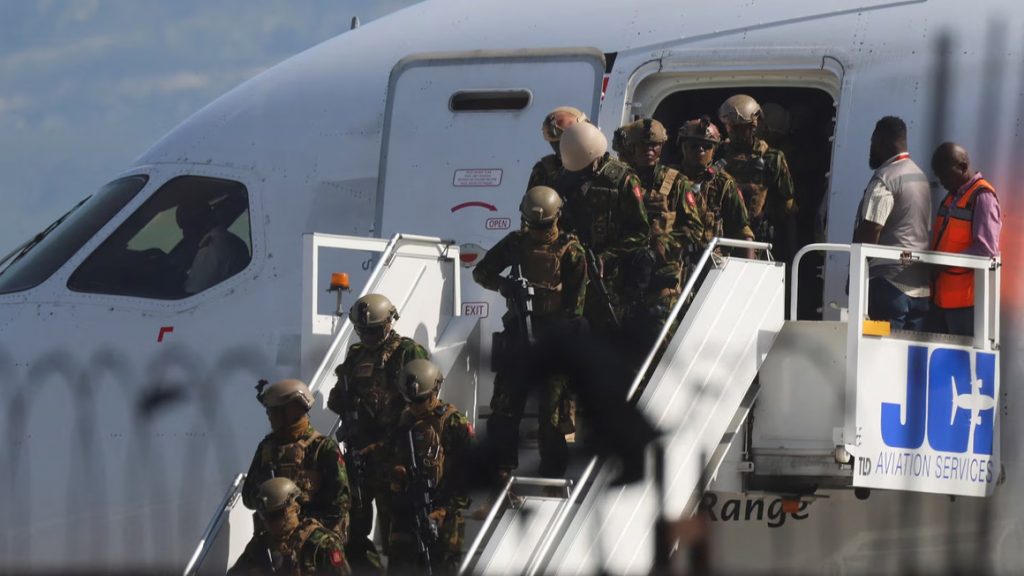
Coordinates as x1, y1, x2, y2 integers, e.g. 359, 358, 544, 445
407, 403, 460, 490
695, 168, 727, 243
932, 178, 995, 309
574, 157, 632, 253
722, 139, 770, 221
516, 231, 574, 316
259, 431, 324, 505
267, 519, 329, 576
344, 335, 410, 439
642, 165, 680, 237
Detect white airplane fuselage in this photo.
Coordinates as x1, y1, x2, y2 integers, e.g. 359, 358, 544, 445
2, 0, 1024, 571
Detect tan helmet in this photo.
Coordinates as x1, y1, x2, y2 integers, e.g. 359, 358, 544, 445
259, 378, 314, 411
542, 106, 588, 142
622, 118, 668, 146
255, 477, 302, 513
520, 186, 563, 226
349, 293, 398, 328
559, 122, 608, 172
718, 94, 762, 126
399, 359, 443, 402
677, 116, 722, 147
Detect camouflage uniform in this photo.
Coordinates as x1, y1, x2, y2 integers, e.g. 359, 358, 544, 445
387, 402, 474, 574
242, 425, 350, 538
717, 138, 797, 261
527, 154, 563, 189
473, 227, 587, 477
529, 153, 588, 203
688, 165, 754, 246
559, 154, 651, 334
638, 164, 705, 302
327, 334, 429, 568
228, 517, 350, 576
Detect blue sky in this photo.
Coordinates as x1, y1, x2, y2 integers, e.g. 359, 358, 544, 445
0, 1, 420, 254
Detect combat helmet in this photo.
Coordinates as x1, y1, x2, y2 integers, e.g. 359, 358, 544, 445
255, 477, 302, 514
259, 378, 315, 411
622, 118, 668, 145
519, 186, 563, 227
718, 94, 763, 126
349, 293, 398, 346
542, 106, 588, 142
559, 122, 608, 172
677, 116, 722, 148
399, 359, 443, 402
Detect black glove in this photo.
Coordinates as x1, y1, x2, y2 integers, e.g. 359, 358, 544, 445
499, 277, 518, 298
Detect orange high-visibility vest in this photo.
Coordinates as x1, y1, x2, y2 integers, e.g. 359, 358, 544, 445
931, 178, 995, 309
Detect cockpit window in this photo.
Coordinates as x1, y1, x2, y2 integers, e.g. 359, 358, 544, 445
0, 175, 149, 295
68, 176, 252, 300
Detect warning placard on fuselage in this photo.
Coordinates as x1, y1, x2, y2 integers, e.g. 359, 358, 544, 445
854, 339, 999, 498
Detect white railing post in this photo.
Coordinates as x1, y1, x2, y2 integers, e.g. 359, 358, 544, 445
844, 244, 867, 454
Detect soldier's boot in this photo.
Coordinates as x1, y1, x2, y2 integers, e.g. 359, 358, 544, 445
538, 424, 568, 478
485, 413, 521, 472
538, 382, 571, 478
345, 499, 382, 571
471, 415, 520, 520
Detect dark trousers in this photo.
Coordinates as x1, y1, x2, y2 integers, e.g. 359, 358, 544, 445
487, 368, 571, 478
931, 306, 975, 337
345, 485, 388, 570
867, 277, 930, 331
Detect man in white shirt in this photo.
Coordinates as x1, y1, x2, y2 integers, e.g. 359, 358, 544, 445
852, 116, 932, 330
175, 196, 250, 295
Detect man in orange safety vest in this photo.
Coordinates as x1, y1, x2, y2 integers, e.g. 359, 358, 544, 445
930, 142, 1002, 336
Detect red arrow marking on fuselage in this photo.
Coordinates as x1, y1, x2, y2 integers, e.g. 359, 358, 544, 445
450, 201, 498, 213
158, 326, 174, 343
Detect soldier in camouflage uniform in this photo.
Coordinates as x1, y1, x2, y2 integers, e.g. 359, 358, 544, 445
473, 186, 586, 478
327, 294, 429, 570
618, 118, 705, 348
243, 379, 350, 540
527, 106, 588, 190
557, 121, 652, 339
230, 477, 351, 576
717, 94, 798, 264
677, 116, 755, 259
386, 360, 473, 575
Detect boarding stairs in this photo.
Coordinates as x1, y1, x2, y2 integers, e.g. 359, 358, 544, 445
183, 234, 1001, 576
460, 241, 1002, 575
183, 233, 477, 576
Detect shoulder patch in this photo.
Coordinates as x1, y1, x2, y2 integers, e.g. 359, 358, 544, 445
330, 548, 344, 567
633, 183, 643, 201
686, 191, 697, 206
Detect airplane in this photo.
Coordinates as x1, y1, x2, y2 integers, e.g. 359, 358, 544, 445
1, 0, 1022, 573
956, 376, 996, 429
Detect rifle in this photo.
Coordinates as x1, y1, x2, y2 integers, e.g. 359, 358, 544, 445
405, 428, 439, 574
505, 262, 534, 344
560, 184, 621, 329
583, 245, 621, 329
333, 374, 365, 511
491, 262, 534, 372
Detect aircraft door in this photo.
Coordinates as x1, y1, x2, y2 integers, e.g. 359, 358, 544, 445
376, 49, 605, 408
376, 49, 605, 242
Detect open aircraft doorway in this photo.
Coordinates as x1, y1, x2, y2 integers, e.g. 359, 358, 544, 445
649, 85, 837, 319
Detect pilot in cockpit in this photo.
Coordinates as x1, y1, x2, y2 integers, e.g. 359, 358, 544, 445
173, 195, 249, 294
